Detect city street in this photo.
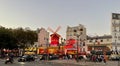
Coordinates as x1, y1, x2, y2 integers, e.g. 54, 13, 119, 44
47, 59, 120, 66
0, 59, 81, 66
0, 58, 120, 66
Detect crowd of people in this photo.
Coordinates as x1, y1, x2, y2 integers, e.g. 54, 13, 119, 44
0, 49, 19, 58
58, 53, 108, 63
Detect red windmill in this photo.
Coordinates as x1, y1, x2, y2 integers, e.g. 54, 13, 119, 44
48, 26, 61, 46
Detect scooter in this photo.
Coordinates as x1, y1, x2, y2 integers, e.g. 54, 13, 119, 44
5, 57, 13, 64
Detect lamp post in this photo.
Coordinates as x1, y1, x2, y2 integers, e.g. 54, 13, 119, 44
93, 37, 98, 54
76, 34, 81, 62
115, 39, 118, 53
61, 38, 63, 53
45, 38, 49, 61
93, 37, 98, 50
62, 39, 65, 57
47, 38, 49, 60
17, 45, 20, 56
93, 40, 95, 50
59, 38, 63, 59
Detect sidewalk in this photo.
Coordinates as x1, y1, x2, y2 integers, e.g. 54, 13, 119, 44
47, 59, 119, 66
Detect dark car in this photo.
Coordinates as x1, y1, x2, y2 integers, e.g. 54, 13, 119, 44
39, 54, 59, 60
18, 55, 35, 62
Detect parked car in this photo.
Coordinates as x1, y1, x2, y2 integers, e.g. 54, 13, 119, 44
39, 54, 46, 60
39, 54, 59, 60
18, 55, 35, 62
109, 54, 120, 61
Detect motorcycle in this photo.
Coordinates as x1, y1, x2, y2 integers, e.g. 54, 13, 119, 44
5, 57, 14, 64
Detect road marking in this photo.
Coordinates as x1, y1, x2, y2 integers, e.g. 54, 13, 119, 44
19, 62, 25, 64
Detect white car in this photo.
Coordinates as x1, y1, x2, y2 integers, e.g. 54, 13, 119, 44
109, 54, 120, 60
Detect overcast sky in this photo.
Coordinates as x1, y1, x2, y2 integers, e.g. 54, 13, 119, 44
0, 0, 120, 38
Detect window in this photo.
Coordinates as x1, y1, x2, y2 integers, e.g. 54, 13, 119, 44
115, 33, 116, 36
80, 28, 83, 31
83, 42, 85, 46
112, 22, 115, 26
114, 36, 117, 38
89, 40, 92, 42
80, 32, 83, 35
74, 30, 77, 32
100, 40, 103, 42
119, 23, 120, 31
113, 14, 116, 18
95, 40, 97, 42
118, 36, 120, 40
114, 29, 117, 32
89, 40, 91, 42
118, 15, 120, 19
83, 48, 85, 52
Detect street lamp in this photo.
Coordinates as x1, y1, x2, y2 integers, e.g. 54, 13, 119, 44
93, 40, 95, 50
60, 38, 63, 53
61, 38, 65, 57
45, 38, 49, 60
76, 34, 81, 62
115, 39, 118, 53
92, 37, 98, 55
63, 39, 66, 53
47, 38, 49, 60
93, 37, 98, 50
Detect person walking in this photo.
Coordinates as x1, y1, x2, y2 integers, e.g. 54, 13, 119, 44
103, 52, 107, 63
83, 55, 87, 62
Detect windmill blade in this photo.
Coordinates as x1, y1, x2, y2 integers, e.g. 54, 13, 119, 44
47, 27, 55, 33
55, 26, 61, 33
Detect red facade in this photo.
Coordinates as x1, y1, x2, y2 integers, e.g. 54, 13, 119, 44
50, 33, 60, 46
65, 39, 76, 49
67, 39, 76, 45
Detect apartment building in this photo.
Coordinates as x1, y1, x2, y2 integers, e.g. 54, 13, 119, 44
86, 35, 112, 53
66, 24, 87, 52
111, 13, 120, 51
38, 28, 49, 47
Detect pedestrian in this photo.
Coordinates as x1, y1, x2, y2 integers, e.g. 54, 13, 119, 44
83, 55, 87, 62
93, 55, 96, 62
103, 52, 107, 63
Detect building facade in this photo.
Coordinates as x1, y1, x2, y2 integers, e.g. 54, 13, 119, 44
66, 24, 87, 52
38, 28, 49, 47
111, 13, 120, 51
86, 35, 112, 53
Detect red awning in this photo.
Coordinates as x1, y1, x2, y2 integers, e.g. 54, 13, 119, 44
66, 48, 77, 50
64, 45, 73, 49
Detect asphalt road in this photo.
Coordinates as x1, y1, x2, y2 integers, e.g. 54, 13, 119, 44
1, 58, 120, 66
0, 59, 81, 66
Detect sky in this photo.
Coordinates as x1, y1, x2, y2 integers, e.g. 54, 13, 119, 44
0, 0, 120, 38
